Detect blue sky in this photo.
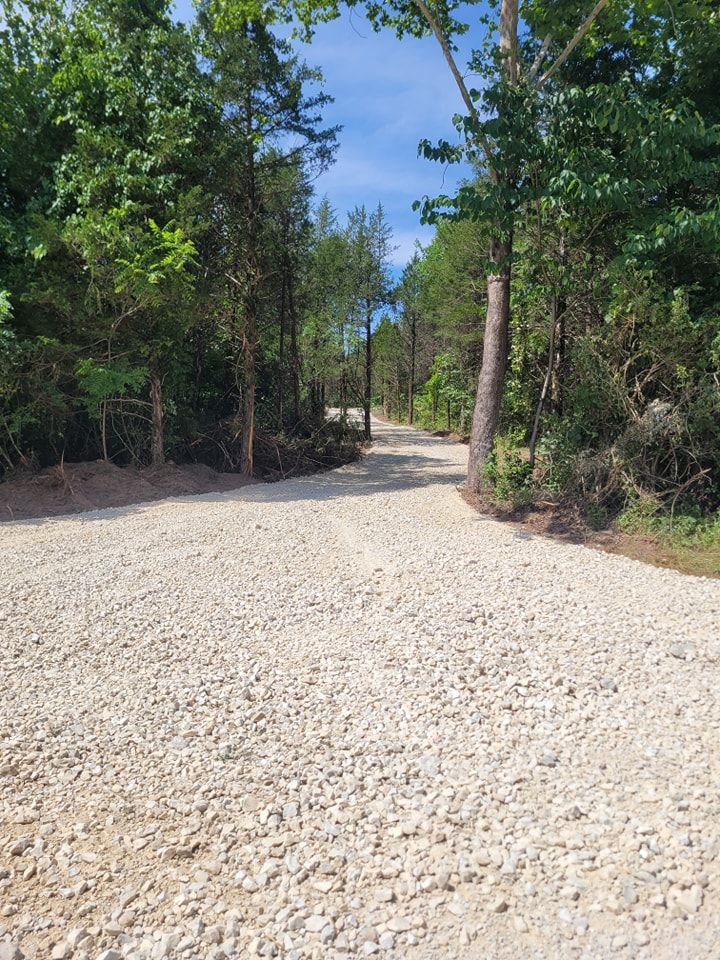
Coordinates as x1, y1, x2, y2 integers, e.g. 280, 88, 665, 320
173, 2, 481, 267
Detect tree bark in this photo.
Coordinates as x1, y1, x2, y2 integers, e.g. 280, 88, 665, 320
550, 306, 566, 415
467, 236, 512, 492
408, 311, 416, 425
149, 358, 164, 468
465, 0, 517, 492
529, 294, 558, 470
288, 270, 300, 425
240, 316, 256, 477
239, 79, 258, 478
364, 305, 372, 441
278, 270, 286, 427
550, 231, 567, 415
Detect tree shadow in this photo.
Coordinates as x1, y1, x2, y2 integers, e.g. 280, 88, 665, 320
5, 422, 468, 524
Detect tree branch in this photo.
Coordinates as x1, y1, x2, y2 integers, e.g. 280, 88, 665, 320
411, 0, 495, 170
527, 34, 552, 83
412, 0, 476, 118
536, 0, 610, 89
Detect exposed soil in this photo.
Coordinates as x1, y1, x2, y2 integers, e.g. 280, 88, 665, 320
0, 459, 257, 523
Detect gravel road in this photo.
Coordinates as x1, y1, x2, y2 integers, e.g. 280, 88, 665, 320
2, 417, 720, 960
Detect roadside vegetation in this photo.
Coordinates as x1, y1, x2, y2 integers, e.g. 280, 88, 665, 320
1, 0, 718, 568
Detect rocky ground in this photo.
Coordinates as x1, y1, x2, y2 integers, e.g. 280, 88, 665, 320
1, 417, 719, 960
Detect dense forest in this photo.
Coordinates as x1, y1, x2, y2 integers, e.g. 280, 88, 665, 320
1, 0, 719, 537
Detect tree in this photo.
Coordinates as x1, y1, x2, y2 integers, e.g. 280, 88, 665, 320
345, 204, 393, 440
302, 199, 352, 418
199, 9, 337, 473
211, 0, 615, 488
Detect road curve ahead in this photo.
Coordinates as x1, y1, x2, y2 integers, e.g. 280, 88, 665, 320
2, 417, 720, 959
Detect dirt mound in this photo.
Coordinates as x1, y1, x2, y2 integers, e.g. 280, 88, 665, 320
0, 459, 255, 522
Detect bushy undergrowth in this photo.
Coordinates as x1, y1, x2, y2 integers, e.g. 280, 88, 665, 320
618, 496, 720, 547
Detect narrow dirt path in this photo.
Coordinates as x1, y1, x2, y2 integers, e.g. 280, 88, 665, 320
2, 417, 719, 960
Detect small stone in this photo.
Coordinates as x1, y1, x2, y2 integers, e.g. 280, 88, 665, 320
0, 944, 24, 960
67, 930, 89, 948
622, 882, 638, 907
118, 888, 138, 910
386, 916, 412, 933
538, 751, 558, 768
51, 946, 73, 960
490, 898, 508, 914
676, 885, 703, 915
9, 838, 31, 856
378, 932, 395, 950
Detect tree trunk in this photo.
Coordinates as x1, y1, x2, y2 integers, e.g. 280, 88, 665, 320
240, 316, 256, 477
149, 358, 164, 468
408, 312, 416, 425
101, 400, 108, 462
278, 271, 286, 427
550, 306, 565, 415
466, 0, 517, 491
364, 307, 372, 441
550, 231, 567, 415
288, 271, 300, 425
467, 236, 512, 492
528, 294, 558, 470
239, 79, 258, 478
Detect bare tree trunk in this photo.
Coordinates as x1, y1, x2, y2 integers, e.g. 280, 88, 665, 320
529, 294, 558, 470
408, 312, 416, 425
101, 400, 108, 462
149, 358, 164, 468
278, 271, 286, 427
550, 231, 567, 415
466, 0, 517, 492
288, 272, 300, 425
467, 237, 512, 492
364, 306, 372, 441
550, 308, 565, 415
240, 316, 256, 477
239, 80, 258, 478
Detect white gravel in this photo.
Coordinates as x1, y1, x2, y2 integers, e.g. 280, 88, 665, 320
2, 416, 720, 960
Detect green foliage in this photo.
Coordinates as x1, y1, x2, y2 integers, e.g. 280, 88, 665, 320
75, 359, 147, 414
619, 496, 720, 549
483, 437, 533, 506
0, 0, 341, 472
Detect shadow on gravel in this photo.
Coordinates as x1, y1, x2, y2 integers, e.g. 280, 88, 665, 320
9, 424, 466, 523
237, 425, 467, 505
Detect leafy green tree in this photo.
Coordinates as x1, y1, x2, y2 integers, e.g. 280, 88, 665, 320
199, 8, 337, 473
345, 203, 394, 439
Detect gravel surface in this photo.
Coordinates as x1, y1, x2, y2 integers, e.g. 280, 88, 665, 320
2, 416, 720, 960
